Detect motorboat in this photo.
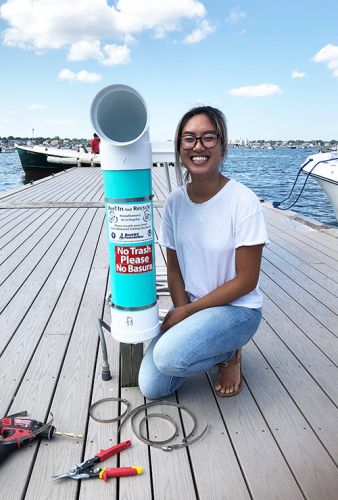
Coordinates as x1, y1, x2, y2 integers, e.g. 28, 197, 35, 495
301, 150, 338, 222
16, 144, 99, 173
0, 146, 16, 153
16, 141, 175, 175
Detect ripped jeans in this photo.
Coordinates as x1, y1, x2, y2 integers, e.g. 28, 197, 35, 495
138, 304, 262, 400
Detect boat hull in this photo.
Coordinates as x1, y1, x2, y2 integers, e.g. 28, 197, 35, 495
16, 144, 98, 174
302, 152, 338, 223
317, 178, 338, 221
16, 142, 175, 175
17, 146, 64, 171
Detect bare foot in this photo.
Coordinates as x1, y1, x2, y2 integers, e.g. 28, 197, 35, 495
214, 349, 242, 396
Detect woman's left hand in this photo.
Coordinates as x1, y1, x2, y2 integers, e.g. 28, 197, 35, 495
161, 305, 191, 332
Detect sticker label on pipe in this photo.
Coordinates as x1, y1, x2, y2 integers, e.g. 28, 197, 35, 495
115, 244, 153, 273
107, 202, 152, 243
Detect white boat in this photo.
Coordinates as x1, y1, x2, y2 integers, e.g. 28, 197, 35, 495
0, 146, 16, 153
16, 144, 98, 173
16, 142, 175, 174
301, 150, 338, 222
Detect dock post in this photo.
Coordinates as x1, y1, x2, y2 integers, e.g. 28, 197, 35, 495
120, 343, 143, 387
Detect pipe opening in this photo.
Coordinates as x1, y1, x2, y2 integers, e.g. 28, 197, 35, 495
92, 88, 147, 144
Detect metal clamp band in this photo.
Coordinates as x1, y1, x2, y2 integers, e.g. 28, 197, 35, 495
89, 397, 130, 424
105, 195, 153, 203
111, 301, 157, 312
119, 401, 208, 451
138, 413, 177, 446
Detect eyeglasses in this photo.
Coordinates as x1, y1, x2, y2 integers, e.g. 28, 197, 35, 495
180, 133, 219, 150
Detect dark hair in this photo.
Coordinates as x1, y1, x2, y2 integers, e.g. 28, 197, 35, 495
93, 133, 99, 138
174, 106, 228, 183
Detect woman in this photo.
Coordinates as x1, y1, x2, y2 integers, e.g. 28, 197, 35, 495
138, 106, 268, 399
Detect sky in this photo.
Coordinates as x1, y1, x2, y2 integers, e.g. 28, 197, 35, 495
0, 0, 337, 142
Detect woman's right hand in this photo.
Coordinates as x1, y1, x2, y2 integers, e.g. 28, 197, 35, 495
161, 305, 191, 332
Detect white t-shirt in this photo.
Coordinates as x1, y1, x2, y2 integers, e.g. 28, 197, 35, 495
159, 178, 269, 309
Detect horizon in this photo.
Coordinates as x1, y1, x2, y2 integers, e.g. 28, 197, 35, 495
0, 1, 337, 141
2, 135, 336, 145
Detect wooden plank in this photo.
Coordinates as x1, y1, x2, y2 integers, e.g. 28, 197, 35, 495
254, 319, 338, 462
178, 374, 253, 500
266, 221, 338, 271
263, 247, 338, 313
199, 370, 304, 500
0, 210, 103, 415
78, 300, 121, 500
243, 341, 338, 499
0, 334, 71, 498
8, 168, 98, 201
266, 239, 338, 297
0, 208, 91, 350
0, 210, 106, 499
118, 387, 152, 500
0, 207, 60, 267
3, 169, 86, 202
120, 343, 144, 387
261, 258, 338, 334
146, 394, 197, 500
0, 208, 50, 250
260, 273, 338, 361
80, 303, 150, 500
263, 205, 338, 252
0, 167, 78, 201
266, 224, 338, 283
0, 208, 72, 286
3, 168, 101, 204
24, 213, 108, 500
0, 207, 22, 225
262, 294, 338, 403
0, 202, 105, 208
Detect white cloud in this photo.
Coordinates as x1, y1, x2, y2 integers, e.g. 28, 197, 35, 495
28, 103, 46, 110
0, 0, 117, 50
291, 70, 306, 79
229, 83, 282, 97
327, 59, 338, 70
58, 69, 102, 83
68, 40, 103, 62
67, 40, 130, 65
76, 70, 102, 83
114, 0, 206, 33
184, 19, 215, 44
101, 44, 130, 65
0, 0, 206, 52
312, 44, 338, 77
183, 20, 215, 44
312, 43, 338, 62
226, 7, 246, 24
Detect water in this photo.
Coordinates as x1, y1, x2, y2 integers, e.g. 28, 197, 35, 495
223, 147, 337, 227
0, 151, 26, 192
0, 148, 337, 227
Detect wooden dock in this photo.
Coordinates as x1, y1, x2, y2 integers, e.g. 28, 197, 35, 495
0, 166, 337, 499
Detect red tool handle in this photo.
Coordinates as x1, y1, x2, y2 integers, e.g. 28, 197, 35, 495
96, 440, 132, 461
100, 466, 142, 480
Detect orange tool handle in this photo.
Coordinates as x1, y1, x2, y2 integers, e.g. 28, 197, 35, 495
100, 466, 142, 480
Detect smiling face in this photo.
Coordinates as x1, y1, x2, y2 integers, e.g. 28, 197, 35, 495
179, 113, 224, 180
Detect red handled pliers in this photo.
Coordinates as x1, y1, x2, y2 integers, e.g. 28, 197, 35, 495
52, 440, 142, 481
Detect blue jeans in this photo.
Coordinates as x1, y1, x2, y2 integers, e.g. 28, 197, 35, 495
138, 305, 262, 400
